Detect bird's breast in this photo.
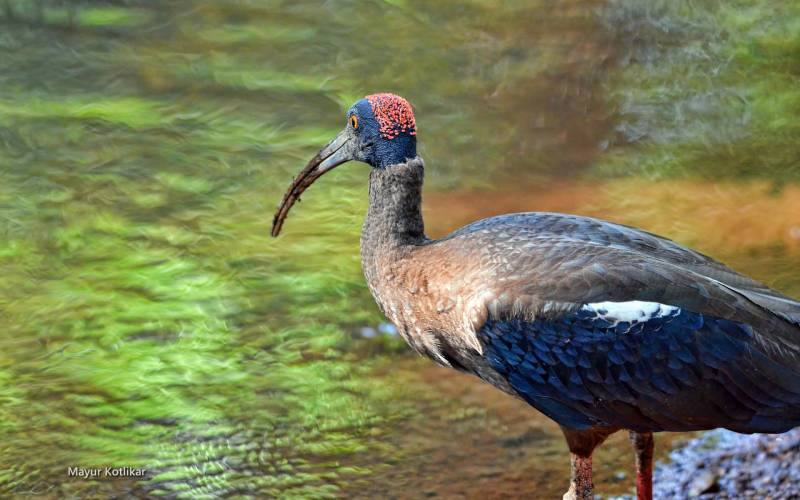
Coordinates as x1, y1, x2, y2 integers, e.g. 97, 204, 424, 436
361, 244, 494, 367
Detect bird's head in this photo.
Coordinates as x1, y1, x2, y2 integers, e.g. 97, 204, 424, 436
271, 93, 417, 237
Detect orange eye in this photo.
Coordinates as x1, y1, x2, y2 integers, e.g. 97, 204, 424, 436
349, 115, 359, 129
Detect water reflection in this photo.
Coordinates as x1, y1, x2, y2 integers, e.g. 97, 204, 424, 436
0, 0, 797, 497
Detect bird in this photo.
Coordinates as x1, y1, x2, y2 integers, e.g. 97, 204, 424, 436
271, 93, 800, 499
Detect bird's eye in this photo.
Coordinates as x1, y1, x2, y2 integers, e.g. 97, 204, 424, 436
349, 115, 359, 129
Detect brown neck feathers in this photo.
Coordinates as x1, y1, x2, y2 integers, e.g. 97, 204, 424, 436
360, 157, 427, 274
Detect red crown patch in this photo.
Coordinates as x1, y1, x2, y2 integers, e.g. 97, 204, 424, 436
365, 93, 417, 140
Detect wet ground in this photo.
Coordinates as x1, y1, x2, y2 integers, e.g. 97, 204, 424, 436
1, 0, 799, 498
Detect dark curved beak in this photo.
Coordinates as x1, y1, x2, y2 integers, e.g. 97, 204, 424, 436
271, 129, 354, 237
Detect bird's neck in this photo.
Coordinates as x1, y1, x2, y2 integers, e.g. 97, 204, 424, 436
361, 157, 427, 266
373, 134, 416, 170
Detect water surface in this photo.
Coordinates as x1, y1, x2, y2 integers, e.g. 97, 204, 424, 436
1, 0, 798, 497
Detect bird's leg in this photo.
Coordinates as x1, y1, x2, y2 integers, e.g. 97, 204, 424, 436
629, 431, 654, 500
563, 453, 593, 500
561, 426, 618, 500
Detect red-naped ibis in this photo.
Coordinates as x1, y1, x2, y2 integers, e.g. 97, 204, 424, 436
271, 93, 800, 499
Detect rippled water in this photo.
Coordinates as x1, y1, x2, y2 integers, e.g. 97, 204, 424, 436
1, 0, 798, 498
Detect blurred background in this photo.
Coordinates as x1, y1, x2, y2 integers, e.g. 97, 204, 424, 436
0, 0, 798, 497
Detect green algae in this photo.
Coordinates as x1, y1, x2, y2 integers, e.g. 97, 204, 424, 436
598, 0, 800, 183
0, 0, 798, 498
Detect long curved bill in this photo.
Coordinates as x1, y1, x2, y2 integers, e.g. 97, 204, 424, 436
271, 129, 353, 237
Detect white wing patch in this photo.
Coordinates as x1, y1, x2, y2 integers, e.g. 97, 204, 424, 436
581, 300, 681, 327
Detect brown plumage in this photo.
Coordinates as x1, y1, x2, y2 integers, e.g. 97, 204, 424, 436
272, 94, 800, 499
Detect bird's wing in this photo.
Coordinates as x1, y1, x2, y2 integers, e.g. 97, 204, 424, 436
560, 213, 800, 328
477, 306, 800, 433
440, 212, 800, 432
445, 212, 800, 332
500, 237, 800, 359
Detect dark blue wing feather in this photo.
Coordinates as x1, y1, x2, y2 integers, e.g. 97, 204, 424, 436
478, 305, 800, 433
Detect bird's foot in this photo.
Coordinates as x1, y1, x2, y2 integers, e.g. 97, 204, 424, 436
562, 481, 593, 500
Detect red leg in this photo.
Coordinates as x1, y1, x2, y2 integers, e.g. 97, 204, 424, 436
564, 453, 594, 500
629, 431, 654, 500
561, 426, 619, 500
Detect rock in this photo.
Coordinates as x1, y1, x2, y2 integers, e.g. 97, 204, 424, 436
359, 326, 377, 338
654, 428, 800, 498
378, 323, 398, 335
687, 470, 719, 497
